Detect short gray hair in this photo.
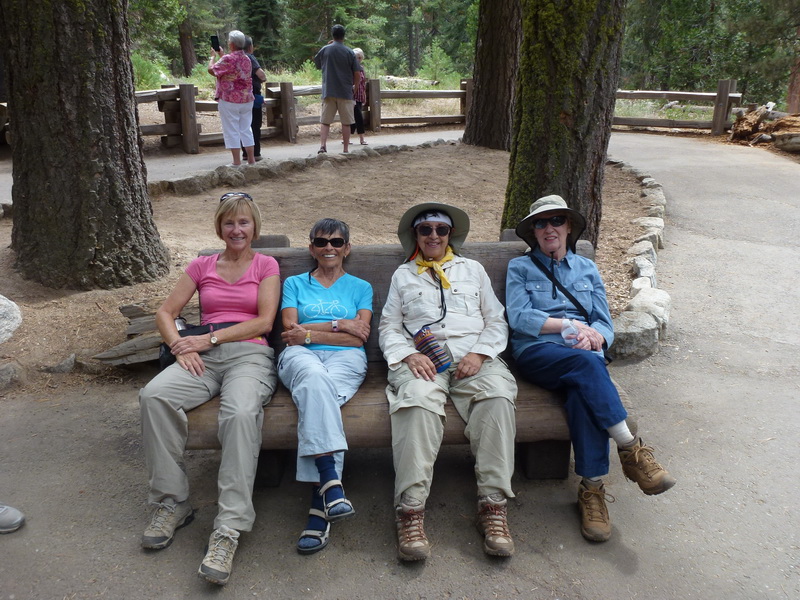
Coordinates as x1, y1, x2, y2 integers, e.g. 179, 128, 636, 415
228, 30, 246, 49
352, 47, 364, 60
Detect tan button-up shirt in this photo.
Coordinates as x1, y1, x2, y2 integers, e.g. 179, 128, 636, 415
378, 255, 509, 368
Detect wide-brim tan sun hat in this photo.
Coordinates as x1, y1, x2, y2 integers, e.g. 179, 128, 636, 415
515, 194, 586, 252
397, 202, 470, 260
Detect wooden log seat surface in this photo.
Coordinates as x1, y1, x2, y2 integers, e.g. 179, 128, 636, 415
185, 241, 630, 479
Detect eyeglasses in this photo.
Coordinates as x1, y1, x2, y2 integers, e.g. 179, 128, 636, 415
219, 192, 254, 203
312, 237, 346, 248
416, 224, 451, 237
533, 215, 568, 229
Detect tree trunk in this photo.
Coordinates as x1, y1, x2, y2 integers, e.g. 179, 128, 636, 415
463, 0, 521, 151
178, 11, 197, 77
504, 0, 625, 246
787, 29, 800, 114
0, 0, 170, 289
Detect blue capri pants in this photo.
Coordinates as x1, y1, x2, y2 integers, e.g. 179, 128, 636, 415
277, 345, 368, 482
515, 343, 627, 478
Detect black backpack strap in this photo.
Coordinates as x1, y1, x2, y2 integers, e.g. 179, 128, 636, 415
527, 252, 592, 325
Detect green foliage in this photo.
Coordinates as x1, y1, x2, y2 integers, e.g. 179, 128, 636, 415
621, 0, 800, 108
417, 41, 457, 82
181, 63, 217, 99
131, 51, 169, 90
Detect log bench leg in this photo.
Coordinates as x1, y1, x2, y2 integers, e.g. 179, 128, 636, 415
516, 440, 572, 479
254, 449, 290, 489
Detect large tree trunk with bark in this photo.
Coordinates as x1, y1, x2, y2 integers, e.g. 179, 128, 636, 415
463, 0, 521, 151
0, 0, 170, 289
503, 0, 625, 246
787, 32, 800, 114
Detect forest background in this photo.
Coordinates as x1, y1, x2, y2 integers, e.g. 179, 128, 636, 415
129, 0, 800, 111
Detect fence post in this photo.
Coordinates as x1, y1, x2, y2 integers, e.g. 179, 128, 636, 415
461, 78, 473, 123
711, 79, 736, 136
367, 79, 381, 132
178, 84, 199, 154
280, 82, 297, 143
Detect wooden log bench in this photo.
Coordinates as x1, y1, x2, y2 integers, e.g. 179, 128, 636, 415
184, 239, 630, 484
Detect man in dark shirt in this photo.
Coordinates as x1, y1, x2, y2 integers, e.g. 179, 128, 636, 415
243, 36, 266, 160
313, 24, 361, 154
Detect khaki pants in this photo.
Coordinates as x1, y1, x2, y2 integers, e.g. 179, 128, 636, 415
139, 342, 277, 531
386, 357, 518, 505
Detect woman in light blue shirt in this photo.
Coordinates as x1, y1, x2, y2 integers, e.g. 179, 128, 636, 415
278, 218, 372, 554
506, 195, 676, 544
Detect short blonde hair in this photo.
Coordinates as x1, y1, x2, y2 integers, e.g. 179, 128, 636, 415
215, 193, 262, 239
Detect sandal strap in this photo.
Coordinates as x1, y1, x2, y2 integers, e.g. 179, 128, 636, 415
319, 479, 343, 496
323, 497, 349, 510
308, 508, 326, 519
299, 523, 330, 539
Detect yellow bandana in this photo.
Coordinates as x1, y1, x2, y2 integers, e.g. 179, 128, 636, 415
415, 245, 455, 289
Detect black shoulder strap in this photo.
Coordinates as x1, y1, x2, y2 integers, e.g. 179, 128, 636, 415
528, 252, 592, 325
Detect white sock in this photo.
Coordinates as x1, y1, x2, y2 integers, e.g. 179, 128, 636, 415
582, 476, 604, 488
607, 421, 636, 447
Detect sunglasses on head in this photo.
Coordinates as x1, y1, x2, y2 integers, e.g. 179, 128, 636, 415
416, 224, 451, 237
312, 237, 346, 248
533, 215, 568, 229
219, 192, 254, 203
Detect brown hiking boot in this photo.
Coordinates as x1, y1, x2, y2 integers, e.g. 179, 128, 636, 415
476, 493, 514, 557
577, 480, 614, 542
618, 437, 677, 495
395, 496, 430, 561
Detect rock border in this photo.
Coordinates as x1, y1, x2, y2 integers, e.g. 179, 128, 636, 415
606, 158, 671, 360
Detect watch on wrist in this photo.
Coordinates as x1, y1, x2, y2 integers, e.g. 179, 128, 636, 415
331, 320, 339, 332
304, 330, 312, 345
210, 334, 219, 346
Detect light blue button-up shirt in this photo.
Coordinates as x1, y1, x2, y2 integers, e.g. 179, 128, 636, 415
505, 248, 614, 360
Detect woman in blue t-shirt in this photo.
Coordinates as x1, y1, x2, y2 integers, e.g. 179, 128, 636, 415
277, 218, 373, 555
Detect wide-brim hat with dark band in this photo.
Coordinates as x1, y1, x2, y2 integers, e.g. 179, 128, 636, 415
397, 202, 471, 259
515, 194, 586, 252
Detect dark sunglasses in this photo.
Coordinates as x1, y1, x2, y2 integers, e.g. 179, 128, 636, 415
533, 215, 568, 229
312, 237, 346, 248
219, 192, 254, 203
416, 224, 451, 237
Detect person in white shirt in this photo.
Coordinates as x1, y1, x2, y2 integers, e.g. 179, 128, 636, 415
378, 202, 518, 562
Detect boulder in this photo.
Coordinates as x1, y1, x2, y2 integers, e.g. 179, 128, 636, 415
0, 294, 22, 344
610, 312, 660, 359
626, 240, 657, 266
626, 287, 672, 335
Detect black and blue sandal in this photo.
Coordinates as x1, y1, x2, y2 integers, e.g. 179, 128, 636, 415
297, 509, 331, 555
319, 479, 355, 522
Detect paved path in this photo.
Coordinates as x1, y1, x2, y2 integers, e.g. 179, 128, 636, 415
606, 132, 800, 599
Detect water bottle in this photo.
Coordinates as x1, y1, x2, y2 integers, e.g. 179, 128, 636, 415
561, 318, 579, 346
174, 317, 187, 331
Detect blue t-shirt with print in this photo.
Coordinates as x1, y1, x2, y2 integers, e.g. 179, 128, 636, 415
281, 272, 373, 351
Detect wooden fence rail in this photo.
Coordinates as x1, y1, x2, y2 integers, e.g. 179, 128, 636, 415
133, 78, 740, 154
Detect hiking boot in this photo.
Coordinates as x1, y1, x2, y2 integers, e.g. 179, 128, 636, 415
476, 493, 514, 557
618, 437, 677, 496
577, 481, 614, 542
198, 525, 239, 585
395, 495, 430, 561
0, 503, 25, 534
141, 498, 194, 549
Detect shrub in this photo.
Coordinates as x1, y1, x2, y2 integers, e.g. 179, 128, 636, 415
131, 51, 169, 91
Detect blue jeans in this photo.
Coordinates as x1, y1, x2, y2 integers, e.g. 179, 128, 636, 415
277, 346, 368, 482
515, 343, 627, 478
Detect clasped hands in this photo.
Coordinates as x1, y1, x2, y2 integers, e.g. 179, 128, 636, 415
169, 334, 212, 376
403, 351, 487, 381
570, 322, 605, 352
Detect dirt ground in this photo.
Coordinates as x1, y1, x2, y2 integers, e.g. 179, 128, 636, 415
0, 133, 645, 379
